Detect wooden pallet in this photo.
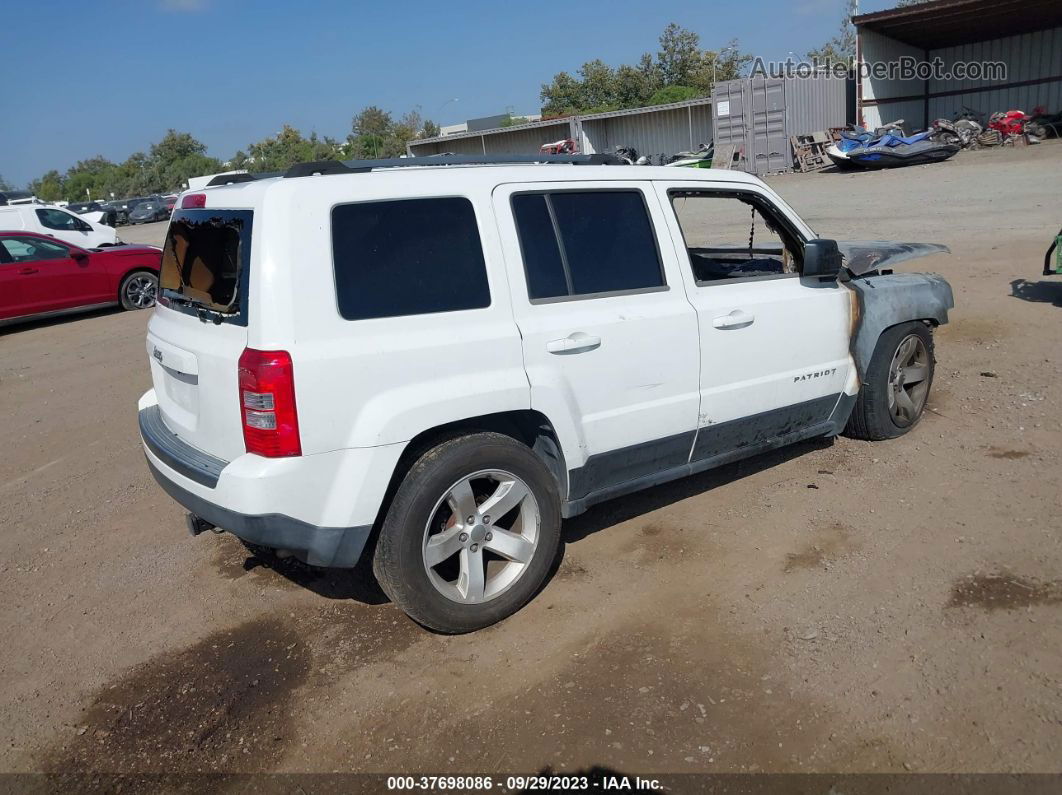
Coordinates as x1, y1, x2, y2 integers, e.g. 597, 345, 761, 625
790, 132, 832, 172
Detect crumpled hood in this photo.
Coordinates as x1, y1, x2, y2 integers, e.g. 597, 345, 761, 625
837, 241, 950, 275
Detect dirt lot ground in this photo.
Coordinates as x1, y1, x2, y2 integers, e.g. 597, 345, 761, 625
2, 143, 1060, 781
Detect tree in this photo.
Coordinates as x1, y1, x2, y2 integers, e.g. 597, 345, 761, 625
657, 23, 701, 87
421, 119, 440, 138
578, 59, 619, 112
146, 130, 222, 191
540, 71, 584, 116
807, 0, 857, 65
540, 24, 752, 115
243, 125, 338, 172
62, 156, 118, 202
637, 52, 663, 98
648, 85, 700, 105
0, 174, 12, 191
352, 106, 393, 138
29, 170, 63, 201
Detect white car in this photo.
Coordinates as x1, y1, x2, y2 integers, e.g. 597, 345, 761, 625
0, 203, 119, 248
138, 155, 953, 633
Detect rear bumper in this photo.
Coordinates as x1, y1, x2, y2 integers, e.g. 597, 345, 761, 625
145, 456, 371, 567
138, 399, 403, 568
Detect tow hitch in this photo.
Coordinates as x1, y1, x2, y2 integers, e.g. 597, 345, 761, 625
185, 513, 218, 536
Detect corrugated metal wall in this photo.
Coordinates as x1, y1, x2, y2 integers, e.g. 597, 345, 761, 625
408, 122, 570, 156
859, 28, 925, 130
927, 26, 1062, 121
787, 74, 851, 135
860, 25, 1062, 130
579, 105, 713, 160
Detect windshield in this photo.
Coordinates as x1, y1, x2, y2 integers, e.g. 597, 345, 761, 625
160, 209, 253, 323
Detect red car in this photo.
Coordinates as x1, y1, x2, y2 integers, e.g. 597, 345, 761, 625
0, 231, 161, 326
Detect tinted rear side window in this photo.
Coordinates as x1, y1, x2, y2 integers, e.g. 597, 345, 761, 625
332, 197, 490, 321
512, 190, 664, 300
511, 194, 568, 300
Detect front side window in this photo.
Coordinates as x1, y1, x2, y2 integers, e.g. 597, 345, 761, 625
512, 190, 664, 301
0, 236, 72, 263
669, 191, 802, 283
331, 197, 490, 321
36, 208, 88, 232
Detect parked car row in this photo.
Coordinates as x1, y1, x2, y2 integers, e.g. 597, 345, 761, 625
79, 195, 178, 226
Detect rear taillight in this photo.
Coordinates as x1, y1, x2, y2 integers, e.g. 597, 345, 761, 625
238, 348, 301, 457
181, 193, 206, 209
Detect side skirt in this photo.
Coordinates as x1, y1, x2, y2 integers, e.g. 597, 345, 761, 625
562, 393, 855, 518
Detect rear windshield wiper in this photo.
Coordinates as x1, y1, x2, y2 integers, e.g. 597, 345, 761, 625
164, 292, 233, 325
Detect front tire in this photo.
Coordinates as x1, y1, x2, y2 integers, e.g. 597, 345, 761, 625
845, 322, 935, 441
373, 433, 562, 633
119, 270, 158, 310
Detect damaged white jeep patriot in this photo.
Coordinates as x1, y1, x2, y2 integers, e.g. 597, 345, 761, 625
139, 155, 953, 633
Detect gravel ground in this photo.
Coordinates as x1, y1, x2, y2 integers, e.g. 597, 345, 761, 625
1, 143, 1060, 778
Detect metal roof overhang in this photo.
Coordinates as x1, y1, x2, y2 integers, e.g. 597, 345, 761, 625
853, 0, 1062, 50
410, 97, 714, 147
410, 117, 571, 147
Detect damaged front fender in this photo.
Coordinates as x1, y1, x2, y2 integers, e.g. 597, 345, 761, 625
847, 272, 954, 382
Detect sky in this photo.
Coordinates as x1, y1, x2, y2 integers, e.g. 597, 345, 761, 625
1, 0, 898, 188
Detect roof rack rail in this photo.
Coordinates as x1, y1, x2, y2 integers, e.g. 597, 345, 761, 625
205, 172, 261, 187
281, 152, 621, 178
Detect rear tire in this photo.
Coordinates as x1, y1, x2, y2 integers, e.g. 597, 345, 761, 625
373, 433, 562, 633
119, 270, 158, 310
845, 322, 935, 441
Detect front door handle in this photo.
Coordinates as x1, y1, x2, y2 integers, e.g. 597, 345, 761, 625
18, 267, 39, 275
713, 309, 755, 329
546, 332, 601, 355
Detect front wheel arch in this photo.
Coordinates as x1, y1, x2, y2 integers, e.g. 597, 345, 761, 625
845, 321, 936, 441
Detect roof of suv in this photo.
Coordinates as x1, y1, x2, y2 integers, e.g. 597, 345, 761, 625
193, 161, 765, 209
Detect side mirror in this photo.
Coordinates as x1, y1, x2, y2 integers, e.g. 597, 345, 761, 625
803, 238, 843, 280
70, 248, 89, 262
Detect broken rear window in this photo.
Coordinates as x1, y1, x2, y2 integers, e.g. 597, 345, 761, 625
161, 209, 253, 322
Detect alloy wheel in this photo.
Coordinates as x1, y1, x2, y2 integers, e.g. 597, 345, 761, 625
125, 275, 157, 309
887, 333, 930, 427
422, 469, 541, 604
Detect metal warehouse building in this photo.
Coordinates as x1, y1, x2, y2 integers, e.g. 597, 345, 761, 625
854, 0, 1062, 131
407, 98, 715, 163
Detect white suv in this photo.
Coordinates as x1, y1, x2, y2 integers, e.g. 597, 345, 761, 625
139, 156, 953, 633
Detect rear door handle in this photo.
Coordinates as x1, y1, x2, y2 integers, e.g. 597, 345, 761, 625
18, 267, 39, 275
546, 332, 601, 355
713, 309, 755, 329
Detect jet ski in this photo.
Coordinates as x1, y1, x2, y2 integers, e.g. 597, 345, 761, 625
826, 126, 876, 169
829, 123, 959, 170
846, 130, 959, 169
